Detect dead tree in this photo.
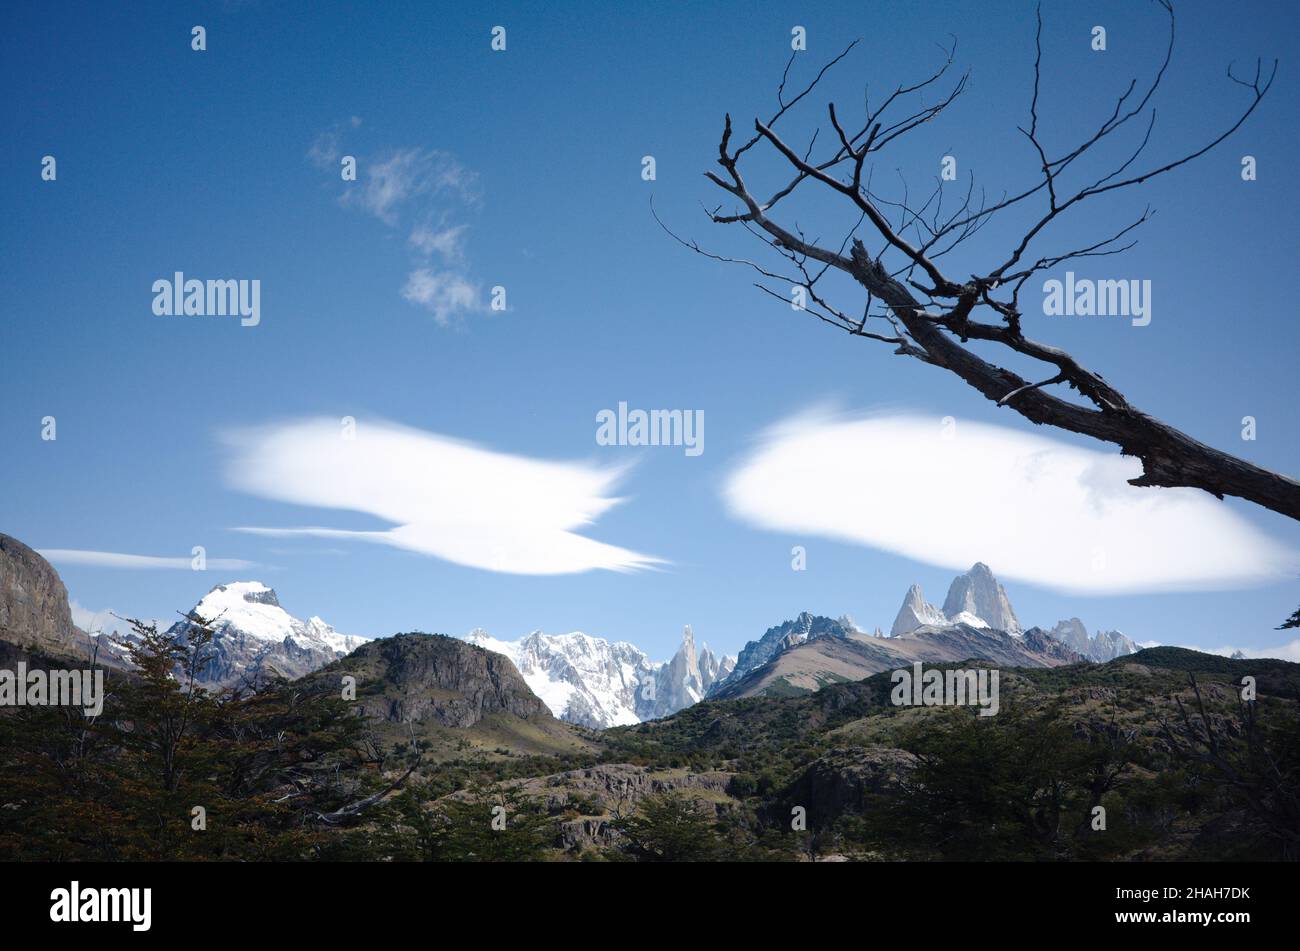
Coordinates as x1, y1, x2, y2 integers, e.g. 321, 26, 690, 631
682, 1, 1297, 519
1160, 675, 1300, 860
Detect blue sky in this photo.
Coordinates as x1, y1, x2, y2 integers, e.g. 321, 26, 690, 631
3, 0, 1298, 661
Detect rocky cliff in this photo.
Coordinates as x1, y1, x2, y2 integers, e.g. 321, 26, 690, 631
0, 532, 100, 660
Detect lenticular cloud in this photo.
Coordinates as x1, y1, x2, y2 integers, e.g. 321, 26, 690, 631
723, 410, 1297, 594
223, 417, 661, 575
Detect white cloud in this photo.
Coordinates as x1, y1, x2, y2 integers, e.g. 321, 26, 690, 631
723, 409, 1298, 595
69, 600, 165, 638
308, 131, 485, 325
40, 550, 256, 571
307, 131, 340, 170
401, 268, 481, 325
1200, 639, 1300, 662
409, 222, 468, 261
222, 417, 662, 575
343, 148, 477, 226
1244, 640, 1300, 661
1138, 637, 1300, 662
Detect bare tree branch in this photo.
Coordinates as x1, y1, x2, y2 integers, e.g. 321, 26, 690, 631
686, 1, 1297, 520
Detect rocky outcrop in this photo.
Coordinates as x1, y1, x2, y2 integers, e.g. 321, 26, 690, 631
326, 633, 549, 728
0, 532, 98, 660
777, 747, 917, 828
490, 764, 735, 851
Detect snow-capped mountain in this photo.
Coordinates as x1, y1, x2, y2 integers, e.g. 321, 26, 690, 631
889, 585, 949, 636
709, 563, 1138, 699
166, 581, 366, 686
890, 563, 1020, 636
1046, 618, 1138, 662
942, 562, 1021, 633
463, 625, 735, 729
724, 612, 854, 686
883, 564, 1133, 661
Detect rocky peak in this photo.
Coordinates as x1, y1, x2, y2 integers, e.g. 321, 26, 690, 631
889, 583, 948, 636
653, 625, 709, 716
1046, 618, 1137, 661
325, 633, 549, 728
712, 613, 851, 692
170, 580, 363, 686
941, 563, 1022, 633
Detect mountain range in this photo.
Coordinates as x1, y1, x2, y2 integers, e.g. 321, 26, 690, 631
164, 581, 368, 686
7, 529, 1296, 864
0, 531, 1135, 727
703, 563, 1137, 700
464, 625, 735, 728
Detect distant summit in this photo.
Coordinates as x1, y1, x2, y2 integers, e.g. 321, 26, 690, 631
464, 624, 735, 729
167, 581, 366, 686
708, 562, 1138, 701
1046, 617, 1138, 662
890, 584, 948, 636
941, 562, 1022, 634
891, 563, 1020, 636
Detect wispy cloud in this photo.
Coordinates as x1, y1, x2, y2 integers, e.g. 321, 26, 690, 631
401, 268, 481, 325
69, 600, 167, 637
1139, 637, 1300, 662
306, 115, 362, 170
408, 221, 468, 261
40, 550, 257, 571
723, 409, 1298, 594
340, 147, 477, 226
1220, 639, 1300, 662
222, 417, 662, 575
309, 126, 486, 325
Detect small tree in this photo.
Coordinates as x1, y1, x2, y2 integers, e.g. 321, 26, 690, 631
612, 792, 724, 862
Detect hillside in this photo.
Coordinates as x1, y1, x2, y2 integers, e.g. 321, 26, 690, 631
711, 623, 1079, 699
299, 632, 595, 761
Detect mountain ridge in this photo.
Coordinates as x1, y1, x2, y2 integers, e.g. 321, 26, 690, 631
463, 625, 735, 728
165, 580, 367, 686
708, 563, 1136, 700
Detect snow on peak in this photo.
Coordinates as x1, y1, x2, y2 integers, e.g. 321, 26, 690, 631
188, 581, 363, 652
462, 625, 725, 729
